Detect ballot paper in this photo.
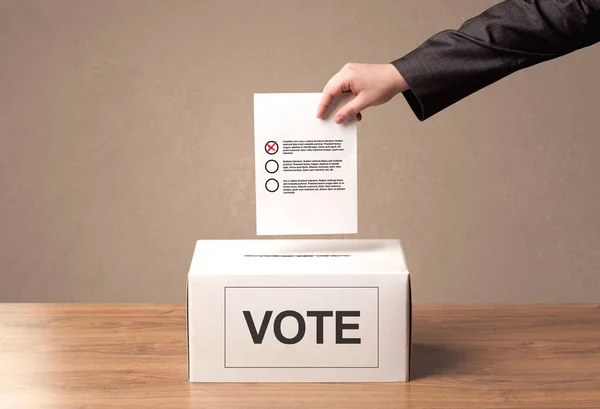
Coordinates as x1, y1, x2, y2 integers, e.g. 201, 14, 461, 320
254, 92, 357, 235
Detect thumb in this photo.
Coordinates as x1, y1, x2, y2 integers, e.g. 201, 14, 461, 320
334, 94, 369, 124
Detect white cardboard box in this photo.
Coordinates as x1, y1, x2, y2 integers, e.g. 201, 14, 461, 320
187, 239, 412, 382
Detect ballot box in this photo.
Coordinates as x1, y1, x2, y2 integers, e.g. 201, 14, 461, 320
186, 239, 412, 382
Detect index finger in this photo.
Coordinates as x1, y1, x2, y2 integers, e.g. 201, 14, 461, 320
316, 76, 344, 118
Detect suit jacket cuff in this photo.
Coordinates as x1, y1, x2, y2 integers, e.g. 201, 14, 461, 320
391, 47, 448, 122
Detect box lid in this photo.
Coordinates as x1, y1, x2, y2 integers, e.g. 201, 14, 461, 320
188, 239, 408, 275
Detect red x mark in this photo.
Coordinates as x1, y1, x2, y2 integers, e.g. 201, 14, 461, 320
265, 141, 278, 153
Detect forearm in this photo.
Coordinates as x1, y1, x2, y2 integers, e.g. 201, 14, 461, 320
392, 0, 600, 121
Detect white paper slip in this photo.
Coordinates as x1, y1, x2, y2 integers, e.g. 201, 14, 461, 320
254, 92, 358, 236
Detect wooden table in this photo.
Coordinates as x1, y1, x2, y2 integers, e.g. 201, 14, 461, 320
1, 304, 599, 408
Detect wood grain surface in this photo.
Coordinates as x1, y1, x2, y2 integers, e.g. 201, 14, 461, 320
0, 303, 599, 408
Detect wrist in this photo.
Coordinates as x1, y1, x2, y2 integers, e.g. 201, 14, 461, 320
386, 63, 409, 94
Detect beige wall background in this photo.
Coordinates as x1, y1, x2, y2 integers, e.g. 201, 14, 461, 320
1, 0, 599, 303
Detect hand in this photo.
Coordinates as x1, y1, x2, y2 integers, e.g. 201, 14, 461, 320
316, 63, 409, 124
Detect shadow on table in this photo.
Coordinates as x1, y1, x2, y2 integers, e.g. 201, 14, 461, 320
410, 343, 465, 380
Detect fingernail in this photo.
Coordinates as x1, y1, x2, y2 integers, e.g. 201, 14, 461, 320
335, 115, 342, 123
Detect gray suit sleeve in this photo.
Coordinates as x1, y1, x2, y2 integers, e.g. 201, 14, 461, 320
392, 0, 600, 121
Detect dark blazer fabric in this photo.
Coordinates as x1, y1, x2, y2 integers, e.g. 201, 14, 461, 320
392, 0, 600, 121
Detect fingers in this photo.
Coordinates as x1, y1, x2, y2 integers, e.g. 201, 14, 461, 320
334, 94, 369, 124
316, 85, 342, 119
317, 63, 364, 123
316, 72, 347, 118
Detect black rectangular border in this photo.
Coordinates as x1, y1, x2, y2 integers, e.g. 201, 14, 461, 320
224, 286, 379, 369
